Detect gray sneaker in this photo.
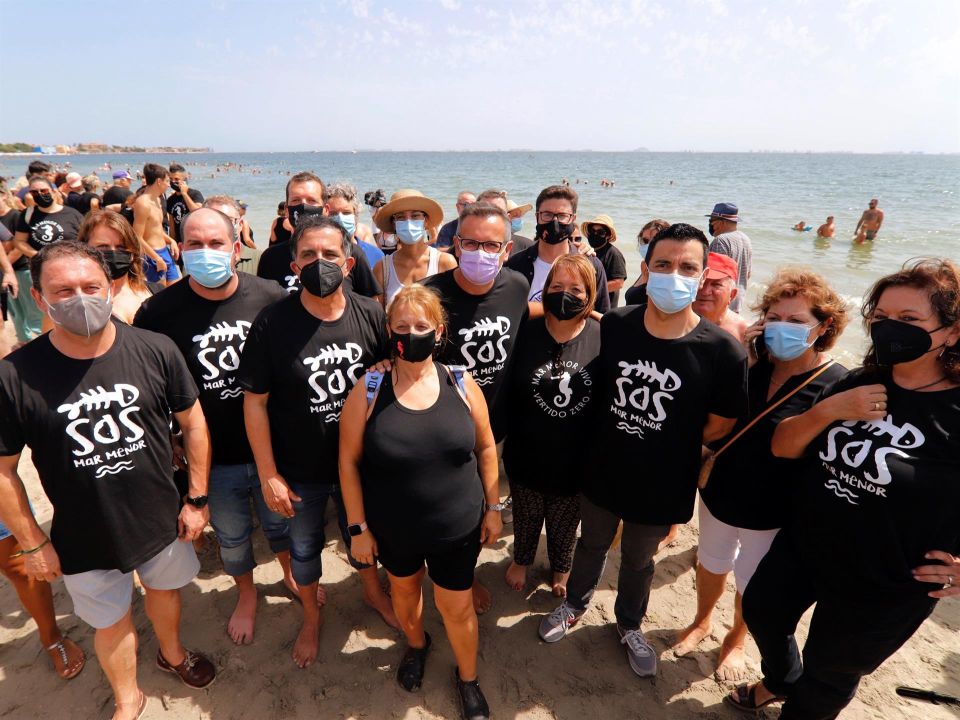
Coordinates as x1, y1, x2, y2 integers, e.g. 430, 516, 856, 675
617, 626, 657, 677
500, 495, 513, 525
538, 601, 583, 643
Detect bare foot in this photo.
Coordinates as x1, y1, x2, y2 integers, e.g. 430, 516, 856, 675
673, 621, 712, 656
551, 570, 570, 598
111, 690, 145, 720
505, 562, 527, 592
715, 637, 749, 682
292, 620, 321, 669
472, 580, 492, 614
227, 589, 257, 645
284, 576, 327, 608
657, 525, 679, 553
364, 589, 401, 630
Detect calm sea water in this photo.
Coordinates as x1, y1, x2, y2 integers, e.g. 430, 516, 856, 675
4, 151, 958, 362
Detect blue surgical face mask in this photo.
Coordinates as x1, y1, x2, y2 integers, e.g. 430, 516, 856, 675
395, 219, 426, 245
510, 217, 523, 234
645, 270, 702, 314
335, 212, 356, 238
764, 321, 821, 361
183, 248, 235, 289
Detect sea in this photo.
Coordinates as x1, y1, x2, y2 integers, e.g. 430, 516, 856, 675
3, 151, 957, 364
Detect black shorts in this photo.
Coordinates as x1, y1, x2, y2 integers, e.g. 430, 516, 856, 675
377, 524, 482, 592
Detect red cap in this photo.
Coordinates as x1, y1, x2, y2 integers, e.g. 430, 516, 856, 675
705, 252, 738, 282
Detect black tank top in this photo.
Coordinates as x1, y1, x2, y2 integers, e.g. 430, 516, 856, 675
361, 362, 483, 553
271, 217, 291, 246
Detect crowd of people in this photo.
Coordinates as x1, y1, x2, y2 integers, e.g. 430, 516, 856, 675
0, 161, 956, 720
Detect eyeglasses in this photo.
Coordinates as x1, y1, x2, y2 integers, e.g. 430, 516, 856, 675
550, 342, 567, 379
392, 211, 427, 222
537, 211, 574, 224
456, 236, 505, 253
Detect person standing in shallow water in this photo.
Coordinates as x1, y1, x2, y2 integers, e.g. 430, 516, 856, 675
854, 198, 884, 243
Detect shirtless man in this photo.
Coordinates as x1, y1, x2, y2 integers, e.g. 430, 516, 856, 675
816, 216, 835, 238
692, 253, 748, 342
133, 164, 180, 285
854, 198, 884, 244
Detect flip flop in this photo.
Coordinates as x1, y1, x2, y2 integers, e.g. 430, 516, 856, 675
725, 683, 785, 713
46, 637, 85, 680
112, 691, 146, 720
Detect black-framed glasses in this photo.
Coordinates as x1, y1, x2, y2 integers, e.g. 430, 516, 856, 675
456, 236, 504, 253
537, 211, 574, 224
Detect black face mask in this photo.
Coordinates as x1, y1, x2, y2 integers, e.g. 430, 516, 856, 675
298, 258, 344, 298
170, 181, 182, 192
32, 191, 54, 208
708, 219, 717, 237
537, 218, 575, 245
543, 290, 587, 320
869, 318, 943, 366
389, 330, 437, 362
287, 203, 324, 228
99, 249, 134, 280
587, 231, 610, 249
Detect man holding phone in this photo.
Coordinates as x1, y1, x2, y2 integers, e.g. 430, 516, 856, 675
167, 163, 204, 246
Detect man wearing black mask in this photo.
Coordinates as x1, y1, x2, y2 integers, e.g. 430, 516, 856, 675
581, 214, 626, 308
240, 215, 398, 670
166, 163, 204, 245
506, 185, 609, 316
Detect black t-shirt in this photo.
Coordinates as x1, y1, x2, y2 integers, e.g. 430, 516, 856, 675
509, 233, 534, 256
505, 242, 611, 314
422, 268, 530, 441
1, 210, 26, 271
270, 217, 291, 246
15, 206, 84, 251
503, 316, 601, 495
102, 185, 132, 208
238, 292, 388, 484
623, 280, 647, 306
0, 321, 199, 574
699, 358, 847, 530
66, 191, 100, 215
584, 305, 748, 525
133, 273, 286, 465
594, 243, 627, 308
256, 242, 383, 298
166, 188, 204, 241
789, 368, 960, 599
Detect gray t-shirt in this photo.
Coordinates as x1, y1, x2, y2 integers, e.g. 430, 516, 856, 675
709, 230, 752, 312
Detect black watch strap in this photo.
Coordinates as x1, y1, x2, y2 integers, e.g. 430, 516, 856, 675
185, 495, 209, 509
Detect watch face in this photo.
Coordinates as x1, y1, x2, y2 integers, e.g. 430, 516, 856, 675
348, 524, 363, 536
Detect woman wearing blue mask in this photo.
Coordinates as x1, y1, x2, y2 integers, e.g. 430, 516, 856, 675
323, 182, 383, 269
372, 189, 457, 308
676, 268, 849, 684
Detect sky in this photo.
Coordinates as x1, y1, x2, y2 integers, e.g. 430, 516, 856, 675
1, 0, 958, 153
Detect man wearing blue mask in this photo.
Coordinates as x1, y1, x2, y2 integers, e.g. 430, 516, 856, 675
135, 207, 297, 648
539, 223, 748, 680
706, 202, 752, 313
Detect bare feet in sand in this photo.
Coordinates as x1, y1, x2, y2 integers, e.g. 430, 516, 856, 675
505, 562, 527, 592
673, 621, 712, 656
292, 620, 321, 669
715, 636, 749, 682
472, 580, 492, 614
657, 524, 679, 553
551, 570, 570, 598
364, 589, 401, 630
284, 576, 327, 608
228, 588, 257, 645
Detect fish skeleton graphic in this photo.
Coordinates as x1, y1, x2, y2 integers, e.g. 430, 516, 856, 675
192, 321, 252, 349
617, 360, 681, 391
302, 343, 363, 372
458, 316, 511, 343
57, 384, 140, 420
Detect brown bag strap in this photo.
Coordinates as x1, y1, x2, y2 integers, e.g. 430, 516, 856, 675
711, 360, 836, 459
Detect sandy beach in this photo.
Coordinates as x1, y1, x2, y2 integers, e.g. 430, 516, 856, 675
1, 438, 957, 720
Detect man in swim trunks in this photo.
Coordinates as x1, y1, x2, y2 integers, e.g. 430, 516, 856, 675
134, 164, 181, 286
854, 199, 883, 243
816, 216, 835, 238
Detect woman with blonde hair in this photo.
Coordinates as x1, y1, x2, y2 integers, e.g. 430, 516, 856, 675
339, 284, 501, 719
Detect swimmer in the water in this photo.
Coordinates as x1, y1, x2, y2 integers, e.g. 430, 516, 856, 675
817, 216, 835, 238
793, 221, 808, 232
854, 198, 884, 243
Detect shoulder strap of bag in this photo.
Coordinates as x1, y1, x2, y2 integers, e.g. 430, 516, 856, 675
365, 370, 384, 407
443, 364, 470, 411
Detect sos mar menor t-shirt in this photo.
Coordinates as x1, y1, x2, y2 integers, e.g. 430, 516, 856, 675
0, 321, 199, 574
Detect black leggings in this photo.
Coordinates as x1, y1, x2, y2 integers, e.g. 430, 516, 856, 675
743, 531, 935, 720
511, 484, 580, 573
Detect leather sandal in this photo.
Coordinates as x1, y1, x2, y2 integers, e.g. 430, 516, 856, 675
725, 683, 786, 713
46, 637, 85, 680
397, 632, 431, 692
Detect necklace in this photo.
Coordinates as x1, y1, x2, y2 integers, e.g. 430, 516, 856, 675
905, 375, 948, 391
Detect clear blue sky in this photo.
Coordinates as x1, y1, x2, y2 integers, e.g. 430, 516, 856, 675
1, 0, 957, 152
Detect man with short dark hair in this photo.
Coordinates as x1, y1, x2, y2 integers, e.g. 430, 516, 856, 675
0, 241, 216, 719
240, 215, 398, 669
706, 202, 752, 312
167, 163, 204, 245
854, 198, 884, 244
134, 164, 180, 286
540, 223, 747, 680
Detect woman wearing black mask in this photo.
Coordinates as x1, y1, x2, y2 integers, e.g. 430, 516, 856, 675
339, 284, 501, 718
503, 255, 601, 597
728, 258, 960, 717
13, 176, 83, 262
581, 215, 626, 308
77, 210, 153, 323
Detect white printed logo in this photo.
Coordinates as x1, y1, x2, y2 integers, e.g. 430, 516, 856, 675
33, 220, 64, 246
819, 413, 924, 504
457, 316, 511, 386
530, 360, 593, 418
302, 343, 364, 421
284, 274, 300, 293
192, 320, 251, 399
610, 360, 681, 437
56, 384, 147, 472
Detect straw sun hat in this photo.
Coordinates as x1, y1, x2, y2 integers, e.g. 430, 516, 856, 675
581, 214, 618, 242
374, 189, 444, 233
505, 199, 533, 215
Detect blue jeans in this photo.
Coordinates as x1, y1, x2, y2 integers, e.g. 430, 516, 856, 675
208, 463, 291, 577
287, 482, 368, 586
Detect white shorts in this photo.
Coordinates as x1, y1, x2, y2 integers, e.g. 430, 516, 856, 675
697, 499, 779, 595
63, 539, 199, 629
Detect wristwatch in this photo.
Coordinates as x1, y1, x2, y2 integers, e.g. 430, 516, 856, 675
185, 495, 209, 509
485, 502, 507, 512
347, 521, 368, 537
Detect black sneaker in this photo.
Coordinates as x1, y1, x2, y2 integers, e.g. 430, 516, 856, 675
397, 633, 431, 692
455, 668, 490, 720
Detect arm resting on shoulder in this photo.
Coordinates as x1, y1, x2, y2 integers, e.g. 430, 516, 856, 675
702, 414, 737, 445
